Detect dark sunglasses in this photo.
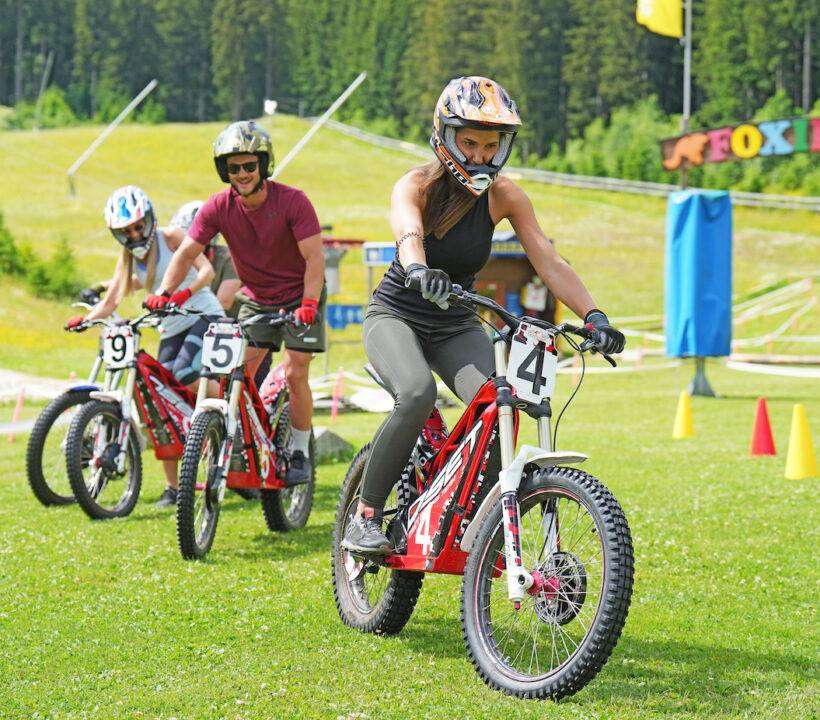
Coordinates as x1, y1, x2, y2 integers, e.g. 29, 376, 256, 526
227, 161, 258, 175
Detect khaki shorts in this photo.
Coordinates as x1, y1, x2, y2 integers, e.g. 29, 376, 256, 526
236, 286, 326, 353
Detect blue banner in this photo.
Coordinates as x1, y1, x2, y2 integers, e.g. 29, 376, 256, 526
665, 190, 733, 357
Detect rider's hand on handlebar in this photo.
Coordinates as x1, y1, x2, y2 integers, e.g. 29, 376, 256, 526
64, 315, 86, 332
143, 291, 171, 311
168, 288, 192, 308
406, 264, 452, 309
584, 309, 625, 354
294, 296, 319, 326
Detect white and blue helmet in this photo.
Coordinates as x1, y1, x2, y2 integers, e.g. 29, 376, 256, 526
103, 185, 156, 261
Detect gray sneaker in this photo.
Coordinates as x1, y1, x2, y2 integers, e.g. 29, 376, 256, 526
341, 514, 392, 555
284, 450, 312, 487
155, 486, 178, 508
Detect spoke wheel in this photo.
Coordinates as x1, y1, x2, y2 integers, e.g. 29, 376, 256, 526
66, 401, 142, 520
461, 466, 633, 700
261, 401, 315, 531
26, 390, 93, 506
177, 410, 224, 560
331, 444, 423, 635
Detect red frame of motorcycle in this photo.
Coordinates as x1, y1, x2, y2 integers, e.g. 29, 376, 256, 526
131, 350, 195, 461
213, 364, 289, 491
385, 378, 519, 575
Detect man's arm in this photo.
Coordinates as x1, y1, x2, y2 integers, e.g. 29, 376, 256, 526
297, 232, 325, 300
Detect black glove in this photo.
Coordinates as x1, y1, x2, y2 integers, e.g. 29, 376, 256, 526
78, 284, 106, 305
584, 309, 625, 354
405, 264, 452, 309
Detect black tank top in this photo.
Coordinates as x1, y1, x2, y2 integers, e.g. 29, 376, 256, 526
373, 191, 495, 324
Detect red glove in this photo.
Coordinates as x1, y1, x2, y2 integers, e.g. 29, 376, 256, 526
294, 297, 319, 326
143, 291, 171, 311
168, 288, 192, 308
64, 315, 86, 331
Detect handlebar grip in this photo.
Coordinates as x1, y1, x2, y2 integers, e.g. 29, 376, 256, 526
405, 274, 422, 292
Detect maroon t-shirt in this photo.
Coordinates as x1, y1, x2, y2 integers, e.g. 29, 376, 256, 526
189, 180, 321, 305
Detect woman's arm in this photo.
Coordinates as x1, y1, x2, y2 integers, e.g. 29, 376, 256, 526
187, 250, 215, 295
390, 170, 427, 268
494, 178, 596, 320
85, 257, 124, 321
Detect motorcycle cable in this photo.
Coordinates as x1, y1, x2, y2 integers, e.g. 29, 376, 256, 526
456, 300, 586, 451
551, 332, 586, 451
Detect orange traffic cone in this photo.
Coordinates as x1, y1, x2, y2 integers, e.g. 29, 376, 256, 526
7, 387, 25, 443
750, 397, 776, 456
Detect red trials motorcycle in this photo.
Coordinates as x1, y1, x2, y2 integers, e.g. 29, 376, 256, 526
332, 285, 634, 700
176, 311, 315, 560
64, 310, 198, 519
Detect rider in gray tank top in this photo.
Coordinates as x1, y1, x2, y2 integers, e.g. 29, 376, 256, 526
135, 229, 223, 337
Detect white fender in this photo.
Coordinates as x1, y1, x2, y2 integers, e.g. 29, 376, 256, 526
89, 390, 123, 404
459, 445, 588, 552
191, 398, 228, 421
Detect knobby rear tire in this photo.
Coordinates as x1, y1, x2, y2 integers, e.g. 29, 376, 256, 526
261, 402, 315, 532
331, 443, 424, 636
26, 390, 92, 506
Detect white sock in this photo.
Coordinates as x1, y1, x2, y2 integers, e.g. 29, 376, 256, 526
291, 428, 310, 455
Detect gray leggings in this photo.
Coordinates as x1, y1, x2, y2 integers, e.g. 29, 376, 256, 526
360, 302, 499, 509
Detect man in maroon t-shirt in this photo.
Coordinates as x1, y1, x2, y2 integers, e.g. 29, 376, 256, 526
146, 120, 325, 485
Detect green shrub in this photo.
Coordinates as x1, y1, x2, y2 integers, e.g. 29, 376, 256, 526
0, 213, 83, 299
3, 86, 79, 130
136, 98, 167, 124
0, 210, 23, 275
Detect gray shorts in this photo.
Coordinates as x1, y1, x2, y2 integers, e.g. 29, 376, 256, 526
236, 286, 327, 353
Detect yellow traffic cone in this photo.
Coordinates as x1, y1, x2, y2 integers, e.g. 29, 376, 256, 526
785, 404, 816, 480
673, 390, 693, 439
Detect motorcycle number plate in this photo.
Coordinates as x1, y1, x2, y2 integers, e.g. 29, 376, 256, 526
202, 322, 243, 374
507, 321, 558, 404
102, 326, 136, 369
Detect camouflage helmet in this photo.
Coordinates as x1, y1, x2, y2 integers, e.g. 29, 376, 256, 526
213, 120, 274, 183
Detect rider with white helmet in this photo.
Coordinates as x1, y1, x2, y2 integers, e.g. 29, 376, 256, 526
167, 200, 241, 315
65, 185, 224, 508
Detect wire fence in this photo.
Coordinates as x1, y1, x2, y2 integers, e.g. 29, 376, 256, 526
323, 119, 820, 212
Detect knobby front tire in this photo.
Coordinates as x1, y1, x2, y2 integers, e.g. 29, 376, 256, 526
177, 410, 225, 560
66, 401, 142, 520
331, 443, 424, 636
26, 390, 92, 506
461, 466, 633, 700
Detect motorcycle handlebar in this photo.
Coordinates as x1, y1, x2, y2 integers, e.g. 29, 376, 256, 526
406, 278, 616, 366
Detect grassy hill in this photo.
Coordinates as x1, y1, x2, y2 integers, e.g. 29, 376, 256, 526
0, 116, 817, 377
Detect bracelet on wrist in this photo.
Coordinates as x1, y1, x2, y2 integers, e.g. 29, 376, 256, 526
397, 230, 422, 249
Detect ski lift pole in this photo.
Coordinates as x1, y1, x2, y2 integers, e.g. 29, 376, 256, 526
271, 72, 367, 180
66, 79, 158, 197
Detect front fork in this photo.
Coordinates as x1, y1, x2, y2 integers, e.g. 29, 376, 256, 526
495, 340, 555, 607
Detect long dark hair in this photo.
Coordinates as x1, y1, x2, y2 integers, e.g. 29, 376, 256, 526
418, 161, 477, 239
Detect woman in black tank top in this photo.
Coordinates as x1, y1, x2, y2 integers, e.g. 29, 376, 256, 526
342, 76, 625, 555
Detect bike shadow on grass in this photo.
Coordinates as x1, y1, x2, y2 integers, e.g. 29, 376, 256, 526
584, 636, 813, 713
399, 625, 813, 711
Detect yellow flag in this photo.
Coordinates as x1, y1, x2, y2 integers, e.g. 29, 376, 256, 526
636, 0, 683, 38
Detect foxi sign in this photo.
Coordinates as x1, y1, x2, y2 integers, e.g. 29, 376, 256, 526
660, 117, 820, 170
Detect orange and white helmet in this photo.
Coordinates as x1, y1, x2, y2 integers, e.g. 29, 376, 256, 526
431, 76, 522, 196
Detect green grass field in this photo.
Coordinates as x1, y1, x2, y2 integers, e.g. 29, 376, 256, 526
0, 119, 818, 718
0, 364, 817, 719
